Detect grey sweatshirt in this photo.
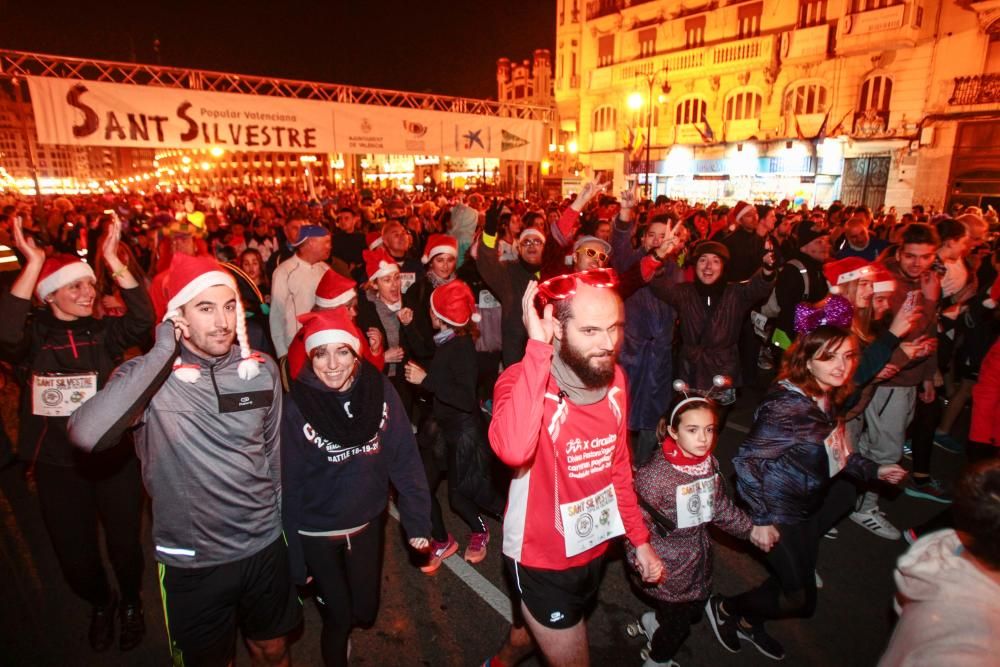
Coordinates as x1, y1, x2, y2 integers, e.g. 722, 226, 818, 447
69, 321, 283, 568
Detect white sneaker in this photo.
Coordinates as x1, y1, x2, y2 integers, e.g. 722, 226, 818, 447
850, 509, 901, 540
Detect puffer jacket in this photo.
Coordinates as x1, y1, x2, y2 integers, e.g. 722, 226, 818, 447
734, 381, 879, 526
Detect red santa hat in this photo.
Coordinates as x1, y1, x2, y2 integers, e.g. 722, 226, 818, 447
298, 309, 362, 356
366, 231, 384, 251
430, 279, 480, 327
729, 200, 754, 226
870, 263, 896, 294
823, 257, 873, 293
162, 253, 261, 382
314, 270, 357, 309
421, 233, 458, 264
35, 254, 96, 301
363, 247, 399, 283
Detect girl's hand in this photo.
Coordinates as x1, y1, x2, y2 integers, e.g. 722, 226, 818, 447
635, 543, 664, 584
366, 328, 383, 356
101, 215, 123, 269
750, 525, 780, 552
878, 464, 907, 484
12, 216, 45, 266
384, 347, 405, 364
397, 307, 414, 325
403, 361, 426, 385
408, 537, 430, 552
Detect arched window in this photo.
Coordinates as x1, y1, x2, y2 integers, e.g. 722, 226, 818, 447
592, 105, 617, 132
724, 90, 763, 121
675, 97, 708, 125
784, 82, 829, 115
859, 75, 892, 113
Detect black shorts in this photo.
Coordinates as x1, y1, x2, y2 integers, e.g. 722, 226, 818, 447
159, 536, 302, 666
504, 555, 604, 630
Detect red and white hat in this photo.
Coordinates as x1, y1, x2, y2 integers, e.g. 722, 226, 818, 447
823, 257, 873, 293
363, 248, 399, 283
35, 254, 96, 301
366, 231, 384, 251
315, 270, 357, 309
430, 279, 480, 327
518, 227, 546, 244
729, 201, 754, 226
163, 254, 261, 382
421, 233, 458, 264
870, 263, 896, 295
298, 309, 362, 356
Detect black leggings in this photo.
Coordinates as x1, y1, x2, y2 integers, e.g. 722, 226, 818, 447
725, 479, 856, 624
34, 454, 144, 606
422, 420, 486, 542
908, 394, 940, 477
301, 517, 385, 667
649, 599, 703, 662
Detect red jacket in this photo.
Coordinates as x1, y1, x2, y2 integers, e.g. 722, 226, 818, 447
489, 339, 649, 570
970, 338, 1000, 447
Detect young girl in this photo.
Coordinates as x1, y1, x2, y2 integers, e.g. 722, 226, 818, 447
626, 381, 770, 667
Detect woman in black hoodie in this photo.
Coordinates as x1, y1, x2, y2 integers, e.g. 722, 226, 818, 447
280, 308, 431, 667
0, 216, 153, 652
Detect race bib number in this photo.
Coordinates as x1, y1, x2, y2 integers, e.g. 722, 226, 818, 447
750, 311, 769, 338
675, 476, 716, 529
399, 272, 416, 294
559, 483, 625, 558
32, 372, 97, 417
478, 289, 500, 310
824, 423, 852, 477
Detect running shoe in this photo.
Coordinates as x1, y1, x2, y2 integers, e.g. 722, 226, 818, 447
420, 534, 459, 574
849, 509, 901, 540
119, 600, 145, 652
737, 624, 786, 661
932, 432, 964, 454
640, 610, 659, 640
704, 595, 741, 653
88, 592, 117, 652
902, 440, 912, 459
902, 528, 919, 545
904, 477, 953, 504
464, 529, 490, 564
814, 570, 823, 590
823, 527, 838, 540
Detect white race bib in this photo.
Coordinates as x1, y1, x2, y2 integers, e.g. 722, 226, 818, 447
32, 372, 97, 417
399, 272, 416, 293
675, 475, 716, 529
824, 423, 852, 477
478, 289, 501, 310
559, 483, 625, 558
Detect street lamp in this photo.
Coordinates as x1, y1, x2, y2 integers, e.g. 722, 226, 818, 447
629, 68, 670, 197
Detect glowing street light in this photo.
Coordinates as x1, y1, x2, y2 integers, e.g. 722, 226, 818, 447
568, 140, 578, 154
627, 92, 644, 111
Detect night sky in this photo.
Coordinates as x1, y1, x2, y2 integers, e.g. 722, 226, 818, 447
0, 0, 555, 100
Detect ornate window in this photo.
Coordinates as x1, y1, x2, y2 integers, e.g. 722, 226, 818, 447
592, 105, 617, 132
859, 75, 892, 113
675, 97, 708, 125
724, 90, 763, 121
784, 82, 829, 115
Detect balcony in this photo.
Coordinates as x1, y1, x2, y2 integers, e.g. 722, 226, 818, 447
836, 2, 921, 53
608, 34, 776, 87
781, 23, 829, 61
586, 0, 623, 21
949, 74, 1000, 106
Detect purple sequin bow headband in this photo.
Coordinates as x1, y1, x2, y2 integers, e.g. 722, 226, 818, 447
794, 295, 854, 336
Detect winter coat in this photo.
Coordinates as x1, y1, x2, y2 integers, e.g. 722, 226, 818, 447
649, 270, 773, 390
970, 338, 1000, 446
879, 529, 1000, 666
734, 381, 879, 526
475, 233, 538, 367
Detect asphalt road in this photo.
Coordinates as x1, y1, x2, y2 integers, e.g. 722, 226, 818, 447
0, 384, 968, 667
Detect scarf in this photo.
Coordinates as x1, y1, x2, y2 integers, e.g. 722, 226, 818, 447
427, 269, 455, 289
374, 298, 402, 351
433, 328, 456, 346
549, 339, 609, 405
289, 360, 385, 449
661, 435, 711, 466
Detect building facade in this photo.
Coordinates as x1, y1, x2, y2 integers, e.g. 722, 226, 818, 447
554, 0, 1000, 210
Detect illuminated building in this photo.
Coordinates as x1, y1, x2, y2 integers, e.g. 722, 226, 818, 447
555, 0, 1000, 210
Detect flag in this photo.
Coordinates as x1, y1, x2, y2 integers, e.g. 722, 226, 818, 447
794, 115, 806, 141
815, 110, 830, 141
829, 110, 853, 137
694, 119, 715, 143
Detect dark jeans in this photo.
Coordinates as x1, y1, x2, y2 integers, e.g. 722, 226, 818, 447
725, 479, 856, 624
649, 599, 703, 662
301, 517, 385, 667
34, 454, 144, 606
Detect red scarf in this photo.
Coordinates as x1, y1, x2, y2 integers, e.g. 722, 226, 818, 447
661, 435, 710, 466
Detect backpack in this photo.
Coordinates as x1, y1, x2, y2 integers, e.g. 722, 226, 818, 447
759, 259, 809, 319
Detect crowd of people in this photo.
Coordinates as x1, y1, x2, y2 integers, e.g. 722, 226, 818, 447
0, 180, 998, 666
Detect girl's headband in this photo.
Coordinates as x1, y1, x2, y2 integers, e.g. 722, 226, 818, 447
669, 375, 732, 424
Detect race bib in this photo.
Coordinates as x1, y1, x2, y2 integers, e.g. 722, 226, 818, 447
478, 289, 500, 309
399, 272, 416, 294
559, 483, 625, 558
32, 372, 97, 417
824, 423, 852, 477
675, 475, 716, 529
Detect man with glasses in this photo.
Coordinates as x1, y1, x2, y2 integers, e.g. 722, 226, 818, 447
483, 272, 663, 667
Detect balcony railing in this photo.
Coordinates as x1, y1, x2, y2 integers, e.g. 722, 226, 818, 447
949, 74, 1000, 106
610, 34, 776, 86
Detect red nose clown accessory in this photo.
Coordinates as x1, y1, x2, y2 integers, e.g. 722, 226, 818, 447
35, 254, 96, 301
823, 257, 873, 294
298, 309, 362, 356
314, 269, 357, 309
421, 233, 458, 264
163, 253, 262, 383
363, 247, 399, 283
430, 279, 481, 327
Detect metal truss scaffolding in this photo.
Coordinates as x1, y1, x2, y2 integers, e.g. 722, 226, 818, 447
0, 49, 551, 121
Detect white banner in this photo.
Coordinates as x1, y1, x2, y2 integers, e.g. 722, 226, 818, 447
27, 76, 544, 161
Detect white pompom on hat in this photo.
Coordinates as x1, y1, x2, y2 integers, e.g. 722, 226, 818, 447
35, 254, 96, 301
430, 279, 480, 327
162, 254, 261, 382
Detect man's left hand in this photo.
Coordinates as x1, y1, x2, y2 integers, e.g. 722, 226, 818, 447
635, 543, 664, 584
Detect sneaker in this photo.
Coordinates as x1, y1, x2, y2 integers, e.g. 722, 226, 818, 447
902, 528, 918, 545
704, 595, 741, 654
420, 535, 459, 574
850, 509, 901, 540
464, 529, 490, 564
902, 440, 912, 459
640, 610, 659, 640
814, 570, 823, 589
641, 649, 680, 667
904, 477, 953, 504
823, 527, 838, 540
737, 624, 786, 661
757, 347, 774, 371
119, 600, 145, 651
932, 432, 964, 454
88, 592, 117, 652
